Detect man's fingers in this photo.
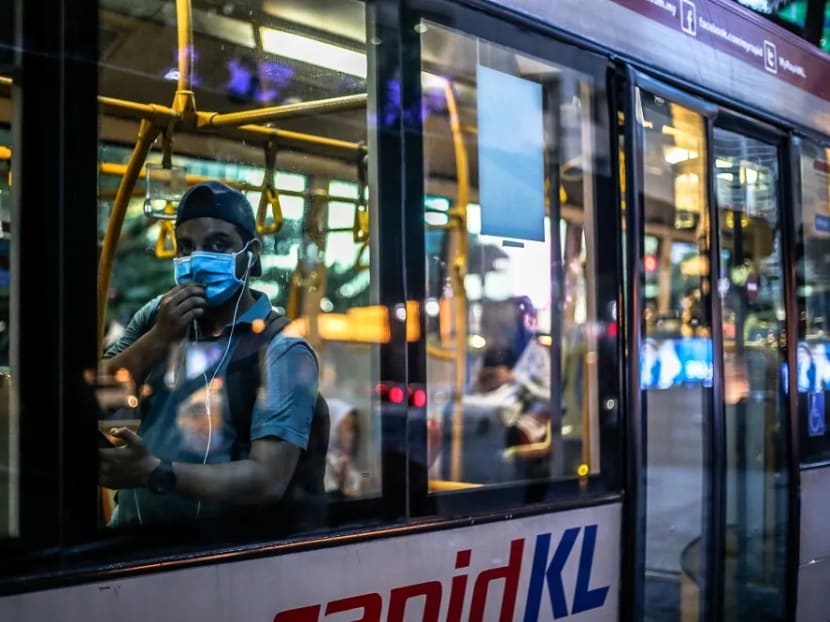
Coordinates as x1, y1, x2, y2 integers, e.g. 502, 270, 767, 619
110, 427, 142, 446
164, 284, 206, 308
173, 295, 207, 315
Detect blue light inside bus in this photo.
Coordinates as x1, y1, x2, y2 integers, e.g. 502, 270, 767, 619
641, 337, 714, 389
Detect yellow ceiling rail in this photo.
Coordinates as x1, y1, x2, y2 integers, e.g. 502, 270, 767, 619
228, 123, 363, 152
200, 94, 367, 128
98, 96, 181, 123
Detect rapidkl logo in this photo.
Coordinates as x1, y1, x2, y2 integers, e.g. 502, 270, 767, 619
273, 525, 609, 621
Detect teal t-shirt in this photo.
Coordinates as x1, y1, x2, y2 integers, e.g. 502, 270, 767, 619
103, 290, 319, 526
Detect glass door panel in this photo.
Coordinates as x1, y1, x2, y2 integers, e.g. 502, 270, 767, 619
713, 127, 788, 621
639, 89, 712, 622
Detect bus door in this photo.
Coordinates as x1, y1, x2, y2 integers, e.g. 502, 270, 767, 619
710, 114, 790, 622
626, 78, 719, 622
624, 74, 792, 622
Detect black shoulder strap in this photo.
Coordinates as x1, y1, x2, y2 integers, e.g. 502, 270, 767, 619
225, 310, 328, 500
226, 310, 289, 459
228, 309, 291, 366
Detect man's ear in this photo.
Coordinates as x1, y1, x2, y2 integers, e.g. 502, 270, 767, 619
247, 238, 263, 276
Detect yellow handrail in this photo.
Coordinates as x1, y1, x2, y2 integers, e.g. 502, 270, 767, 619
444, 79, 469, 483
427, 343, 456, 361
503, 421, 553, 461
201, 94, 367, 128
428, 479, 482, 492
97, 119, 161, 353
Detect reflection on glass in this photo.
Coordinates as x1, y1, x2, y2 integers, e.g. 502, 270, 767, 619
96, 0, 379, 529
714, 128, 786, 620
796, 138, 830, 463
639, 91, 710, 622
0, 127, 11, 537
420, 21, 608, 489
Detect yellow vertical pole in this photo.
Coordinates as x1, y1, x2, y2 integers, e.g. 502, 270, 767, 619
97, 119, 161, 354
175, 0, 194, 97
444, 80, 469, 482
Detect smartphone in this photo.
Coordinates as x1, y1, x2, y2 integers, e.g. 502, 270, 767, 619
97, 429, 116, 448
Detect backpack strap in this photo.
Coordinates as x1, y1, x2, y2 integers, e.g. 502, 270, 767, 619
225, 309, 290, 459
224, 310, 329, 500
227, 309, 291, 368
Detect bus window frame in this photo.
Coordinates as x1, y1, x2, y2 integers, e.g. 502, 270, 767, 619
403, 0, 625, 519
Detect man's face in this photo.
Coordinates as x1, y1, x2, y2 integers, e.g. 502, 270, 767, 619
176, 217, 258, 279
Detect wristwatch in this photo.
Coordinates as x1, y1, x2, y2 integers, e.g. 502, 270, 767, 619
148, 460, 176, 495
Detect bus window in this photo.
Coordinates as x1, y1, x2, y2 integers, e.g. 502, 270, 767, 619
795, 138, 830, 463
420, 22, 612, 489
95, 0, 380, 530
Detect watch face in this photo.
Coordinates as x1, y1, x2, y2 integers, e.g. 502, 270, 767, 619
149, 462, 176, 495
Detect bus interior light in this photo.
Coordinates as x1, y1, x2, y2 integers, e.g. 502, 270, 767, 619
260, 27, 367, 78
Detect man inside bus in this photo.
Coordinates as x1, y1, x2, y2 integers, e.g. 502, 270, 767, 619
97, 180, 322, 526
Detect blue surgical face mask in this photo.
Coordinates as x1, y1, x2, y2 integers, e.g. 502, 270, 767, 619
173, 243, 252, 306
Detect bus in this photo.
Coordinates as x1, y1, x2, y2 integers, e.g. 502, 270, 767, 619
0, 0, 829, 620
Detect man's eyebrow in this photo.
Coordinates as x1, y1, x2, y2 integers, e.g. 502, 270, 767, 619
205, 231, 235, 242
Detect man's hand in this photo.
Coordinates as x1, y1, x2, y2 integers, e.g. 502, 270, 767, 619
150, 283, 207, 343
98, 428, 160, 489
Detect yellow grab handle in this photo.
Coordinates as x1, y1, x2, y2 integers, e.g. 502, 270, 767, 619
352, 203, 369, 243
352, 240, 369, 272
256, 185, 283, 234
155, 201, 177, 258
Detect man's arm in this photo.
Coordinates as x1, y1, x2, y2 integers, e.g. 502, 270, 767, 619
99, 335, 318, 504
98, 430, 298, 504
101, 284, 206, 385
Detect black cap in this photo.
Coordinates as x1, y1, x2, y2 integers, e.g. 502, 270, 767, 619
176, 181, 261, 276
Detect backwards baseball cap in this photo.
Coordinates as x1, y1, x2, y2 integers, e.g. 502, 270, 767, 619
175, 180, 261, 276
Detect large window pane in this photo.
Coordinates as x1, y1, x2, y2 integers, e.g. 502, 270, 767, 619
714, 128, 787, 620
639, 91, 710, 621
420, 22, 612, 490
795, 138, 830, 463
95, 0, 380, 530
0, 6, 13, 537
0, 114, 11, 538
